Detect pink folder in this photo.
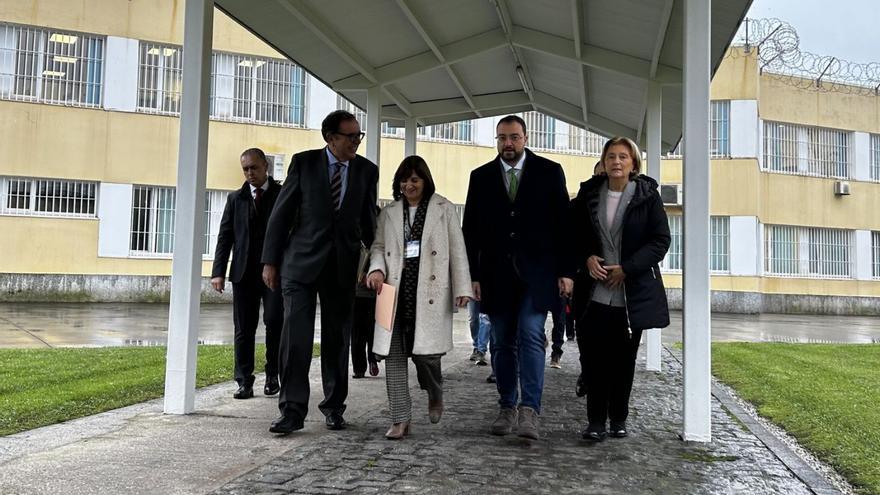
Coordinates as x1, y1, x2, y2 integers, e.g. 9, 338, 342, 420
375, 283, 397, 332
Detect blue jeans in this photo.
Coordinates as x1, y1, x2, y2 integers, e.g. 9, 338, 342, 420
467, 299, 490, 353
489, 292, 548, 413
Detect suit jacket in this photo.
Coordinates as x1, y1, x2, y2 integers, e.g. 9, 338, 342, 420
368, 194, 473, 356
261, 148, 379, 287
462, 148, 574, 314
211, 178, 281, 284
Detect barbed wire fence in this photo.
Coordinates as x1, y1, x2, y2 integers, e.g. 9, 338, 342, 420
728, 18, 880, 96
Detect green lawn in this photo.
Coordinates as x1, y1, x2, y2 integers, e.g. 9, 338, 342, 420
713, 343, 880, 495
0, 344, 319, 437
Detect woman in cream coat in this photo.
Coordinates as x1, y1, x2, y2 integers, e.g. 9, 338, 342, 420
366, 155, 473, 439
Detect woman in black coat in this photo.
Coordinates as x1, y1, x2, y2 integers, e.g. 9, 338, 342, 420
570, 136, 671, 442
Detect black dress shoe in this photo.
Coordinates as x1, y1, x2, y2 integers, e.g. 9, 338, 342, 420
269, 413, 304, 434
325, 412, 347, 430
233, 384, 254, 399
352, 372, 366, 379
582, 424, 607, 442
609, 422, 628, 438
264, 376, 280, 396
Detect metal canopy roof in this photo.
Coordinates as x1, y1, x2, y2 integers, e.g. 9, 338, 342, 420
214, 0, 751, 150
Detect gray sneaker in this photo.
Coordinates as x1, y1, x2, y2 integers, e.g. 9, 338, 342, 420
517, 406, 539, 440
490, 407, 518, 436
469, 349, 481, 362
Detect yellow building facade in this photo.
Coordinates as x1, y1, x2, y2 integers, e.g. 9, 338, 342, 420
1, 1, 879, 313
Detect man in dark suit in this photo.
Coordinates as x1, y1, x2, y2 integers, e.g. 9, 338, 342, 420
211, 148, 283, 400
462, 115, 574, 440
262, 110, 379, 434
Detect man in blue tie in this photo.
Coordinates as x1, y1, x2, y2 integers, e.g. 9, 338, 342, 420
462, 115, 574, 440
262, 110, 379, 434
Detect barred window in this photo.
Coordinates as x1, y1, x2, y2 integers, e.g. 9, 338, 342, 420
381, 122, 405, 138
872, 232, 880, 279
137, 42, 183, 114
0, 176, 97, 217
661, 215, 729, 272
130, 186, 229, 256
211, 52, 306, 127
661, 215, 683, 271
336, 95, 366, 124
418, 120, 473, 144
871, 134, 880, 182
764, 225, 853, 279
0, 23, 103, 107
710, 100, 730, 157
521, 112, 556, 151
763, 121, 850, 178
566, 125, 606, 156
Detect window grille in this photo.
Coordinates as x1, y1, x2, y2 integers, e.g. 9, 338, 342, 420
137, 42, 183, 114
521, 111, 555, 151
336, 95, 366, 124
0, 23, 103, 107
418, 120, 473, 144
381, 122, 405, 138
566, 125, 606, 156
873, 231, 880, 279
763, 121, 850, 178
661, 215, 729, 272
710, 100, 730, 157
0, 176, 97, 217
130, 186, 228, 256
211, 52, 305, 127
764, 225, 853, 279
870, 134, 880, 182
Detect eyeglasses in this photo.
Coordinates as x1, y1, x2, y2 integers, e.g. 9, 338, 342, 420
334, 131, 365, 142
496, 134, 523, 143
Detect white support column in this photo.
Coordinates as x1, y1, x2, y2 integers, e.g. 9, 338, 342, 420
163, 0, 213, 415
645, 82, 663, 372
681, 0, 712, 442
365, 86, 382, 165
404, 117, 417, 157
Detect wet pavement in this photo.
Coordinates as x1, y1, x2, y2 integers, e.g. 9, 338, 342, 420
0, 302, 877, 349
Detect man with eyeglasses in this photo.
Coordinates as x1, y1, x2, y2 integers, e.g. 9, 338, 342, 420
262, 110, 379, 435
462, 115, 574, 440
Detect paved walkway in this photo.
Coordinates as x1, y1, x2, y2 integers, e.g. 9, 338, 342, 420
0, 335, 839, 494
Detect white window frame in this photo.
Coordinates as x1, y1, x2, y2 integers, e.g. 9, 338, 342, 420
0, 176, 98, 218
872, 231, 880, 280
763, 121, 851, 179
764, 225, 854, 279
0, 23, 104, 107
211, 52, 306, 127
661, 215, 683, 271
521, 111, 556, 151
870, 134, 880, 182
661, 215, 729, 273
418, 120, 474, 144
710, 100, 731, 157
136, 41, 183, 115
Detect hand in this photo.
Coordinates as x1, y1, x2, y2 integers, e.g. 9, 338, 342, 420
604, 265, 626, 289
455, 296, 471, 308
471, 282, 481, 301
366, 270, 386, 294
557, 277, 573, 298
210, 276, 225, 293
587, 255, 607, 281
262, 264, 280, 291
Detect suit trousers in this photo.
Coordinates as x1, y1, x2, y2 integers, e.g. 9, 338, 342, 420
578, 302, 643, 427
232, 270, 283, 386
278, 253, 355, 420
350, 295, 377, 375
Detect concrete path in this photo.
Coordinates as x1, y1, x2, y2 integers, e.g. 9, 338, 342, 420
0, 337, 841, 494
1, 302, 878, 349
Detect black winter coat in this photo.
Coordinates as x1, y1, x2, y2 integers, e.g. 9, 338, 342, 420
570, 175, 671, 331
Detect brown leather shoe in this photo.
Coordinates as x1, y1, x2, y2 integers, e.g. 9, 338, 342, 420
428, 399, 443, 424
384, 422, 410, 440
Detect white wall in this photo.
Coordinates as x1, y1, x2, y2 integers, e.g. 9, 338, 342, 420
730, 215, 759, 276
98, 183, 133, 257
854, 230, 873, 280
473, 117, 496, 148
853, 132, 870, 181
306, 75, 338, 131
103, 36, 139, 112
729, 99, 759, 158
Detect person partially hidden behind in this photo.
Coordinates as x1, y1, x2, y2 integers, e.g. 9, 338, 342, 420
262, 110, 379, 434
211, 148, 283, 400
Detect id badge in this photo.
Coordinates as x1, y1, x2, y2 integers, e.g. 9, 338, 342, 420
405, 240, 421, 259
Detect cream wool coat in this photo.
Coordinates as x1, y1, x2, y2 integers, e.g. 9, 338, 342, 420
369, 193, 473, 356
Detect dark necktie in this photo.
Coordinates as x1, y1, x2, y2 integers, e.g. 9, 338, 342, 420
254, 187, 263, 208
330, 163, 343, 211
